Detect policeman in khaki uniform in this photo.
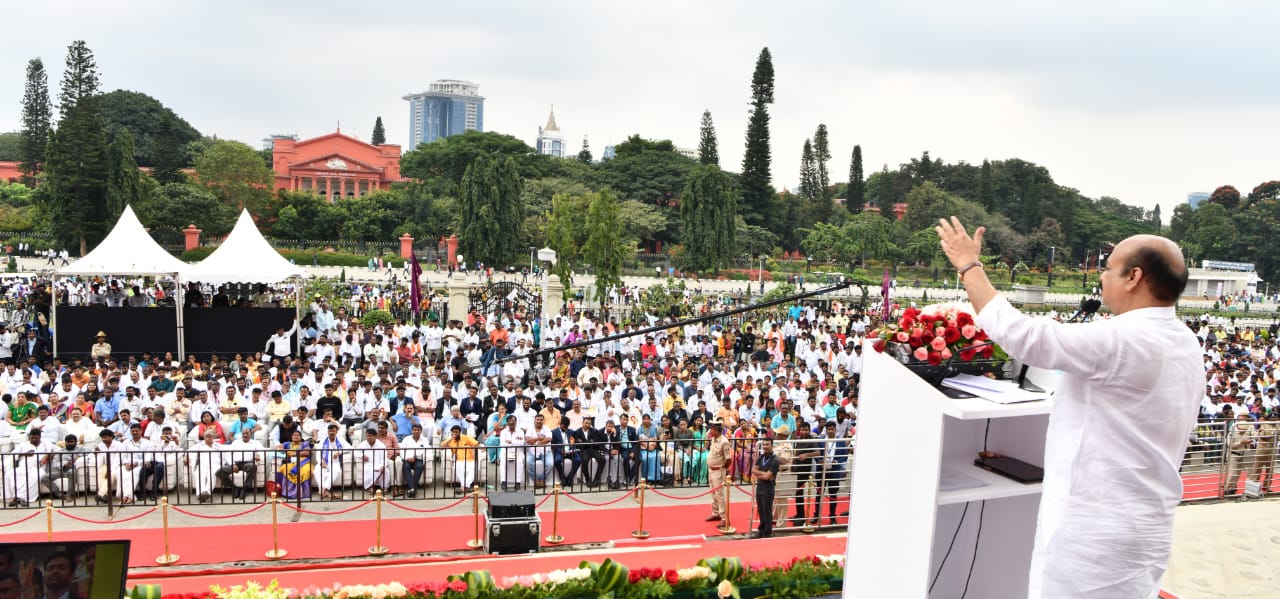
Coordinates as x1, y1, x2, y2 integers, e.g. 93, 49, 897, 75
1223, 411, 1258, 496
770, 425, 796, 527
1251, 412, 1279, 492
705, 419, 734, 522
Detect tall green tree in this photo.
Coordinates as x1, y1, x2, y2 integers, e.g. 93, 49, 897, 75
680, 165, 738, 272
846, 144, 865, 213
149, 115, 186, 184
96, 90, 201, 167
371, 116, 386, 145
545, 191, 590, 292
577, 136, 592, 163
458, 155, 524, 265
583, 190, 628, 302
192, 140, 275, 212
978, 159, 994, 211
104, 130, 146, 220
18, 58, 52, 186
740, 47, 775, 228
41, 41, 108, 255
798, 139, 818, 201
697, 109, 719, 166
812, 124, 832, 220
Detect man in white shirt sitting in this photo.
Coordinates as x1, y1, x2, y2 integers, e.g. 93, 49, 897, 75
219, 428, 261, 500
400, 423, 432, 498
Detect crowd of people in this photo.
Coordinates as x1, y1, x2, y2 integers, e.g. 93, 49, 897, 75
0, 277, 1275, 532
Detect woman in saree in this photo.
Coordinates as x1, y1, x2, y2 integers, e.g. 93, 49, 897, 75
275, 430, 313, 499
731, 420, 758, 483
638, 436, 661, 484
658, 430, 682, 486
686, 416, 709, 485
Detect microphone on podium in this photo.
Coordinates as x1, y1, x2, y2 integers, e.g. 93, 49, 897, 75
1067, 298, 1102, 323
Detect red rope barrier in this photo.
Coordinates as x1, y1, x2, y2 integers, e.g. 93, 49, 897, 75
733, 483, 755, 496
55, 507, 157, 525
647, 484, 723, 501
561, 490, 635, 508
169, 502, 268, 520
536, 494, 554, 508
279, 499, 372, 516
384, 496, 470, 514
0, 509, 43, 528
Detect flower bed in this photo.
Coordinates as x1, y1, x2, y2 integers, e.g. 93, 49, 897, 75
152, 555, 845, 599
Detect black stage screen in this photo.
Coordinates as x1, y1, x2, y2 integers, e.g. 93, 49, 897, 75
55, 306, 294, 359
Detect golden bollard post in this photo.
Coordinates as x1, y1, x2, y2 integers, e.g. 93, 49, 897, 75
631, 481, 650, 539
264, 493, 288, 560
368, 490, 389, 555
802, 481, 817, 534
44, 500, 53, 542
716, 484, 736, 535
544, 484, 564, 544
155, 497, 180, 565
465, 485, 484, 549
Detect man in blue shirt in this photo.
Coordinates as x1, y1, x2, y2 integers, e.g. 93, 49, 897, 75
390, 406, 420, 441
770, 399, 797, 436
228, 408, 262, 444
95, 391, 122, 425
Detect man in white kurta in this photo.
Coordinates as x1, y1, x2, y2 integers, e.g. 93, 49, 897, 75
5, 428, 53, 505
316, 424, 347, 499
938, 220, 1205, 598
186, 431, 224, 501
97, 428, 140, 503
357, 429, 387, 491
498, 416, 526, 490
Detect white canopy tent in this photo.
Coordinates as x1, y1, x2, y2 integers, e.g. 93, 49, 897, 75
184, 209, 307, 355
53, 205, 191, 357
184, 209, 305, 285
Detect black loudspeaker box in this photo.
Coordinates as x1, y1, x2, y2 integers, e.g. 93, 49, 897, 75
484, 513, 540, 554
488, 490, 536, 519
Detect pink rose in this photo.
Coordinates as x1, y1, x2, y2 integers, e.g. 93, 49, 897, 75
961, 324, 977, 340
940, 348, 953, 360
930, 336, 947, 351
895, 332, 909, 343
913, 347, 929, 361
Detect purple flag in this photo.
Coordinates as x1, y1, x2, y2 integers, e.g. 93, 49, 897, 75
409, 250, 423, 317
880, 267, 891, 319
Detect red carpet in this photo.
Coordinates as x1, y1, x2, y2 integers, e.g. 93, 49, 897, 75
127, 533, 850, 593
4, 498, 796, 568
1181, 472, 1280, 500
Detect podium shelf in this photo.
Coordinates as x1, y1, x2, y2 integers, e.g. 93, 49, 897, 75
936, 453, 1043, 505
937, 393, 1054, 420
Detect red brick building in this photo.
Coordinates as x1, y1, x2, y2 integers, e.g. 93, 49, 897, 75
272, 129, 404, 199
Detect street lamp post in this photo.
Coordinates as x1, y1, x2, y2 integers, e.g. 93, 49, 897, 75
1082, 250, 1092, 290
529, 247, 535, 278
1047, 246, 1055, 288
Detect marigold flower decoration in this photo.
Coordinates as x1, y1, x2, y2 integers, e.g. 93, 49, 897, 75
870, 302, 999, 365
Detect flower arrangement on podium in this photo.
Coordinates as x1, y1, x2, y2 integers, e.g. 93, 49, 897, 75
870, 302, 1007, 382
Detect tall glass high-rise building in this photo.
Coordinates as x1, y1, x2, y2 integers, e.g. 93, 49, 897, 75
402, 80, 485, 148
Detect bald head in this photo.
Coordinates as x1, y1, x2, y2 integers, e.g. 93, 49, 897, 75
1109, 234, 1188, 307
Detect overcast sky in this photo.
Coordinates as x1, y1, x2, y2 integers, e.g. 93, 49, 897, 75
4, 1, 1278, 215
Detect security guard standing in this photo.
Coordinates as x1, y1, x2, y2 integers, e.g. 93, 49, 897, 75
770, 425, 796, 527
705, 419, 734, 522
751, 438, 779, 538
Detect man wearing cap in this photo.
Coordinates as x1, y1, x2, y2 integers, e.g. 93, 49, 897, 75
5, 427, 52, 506
316, 423, 348, 500
90, 332, 111, 361
705, 419, 734, 522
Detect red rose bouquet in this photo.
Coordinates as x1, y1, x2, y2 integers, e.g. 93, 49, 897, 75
870, 302, 1003, 365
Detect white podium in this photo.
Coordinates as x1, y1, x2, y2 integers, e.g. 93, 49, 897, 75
844, 342, 1056, 598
